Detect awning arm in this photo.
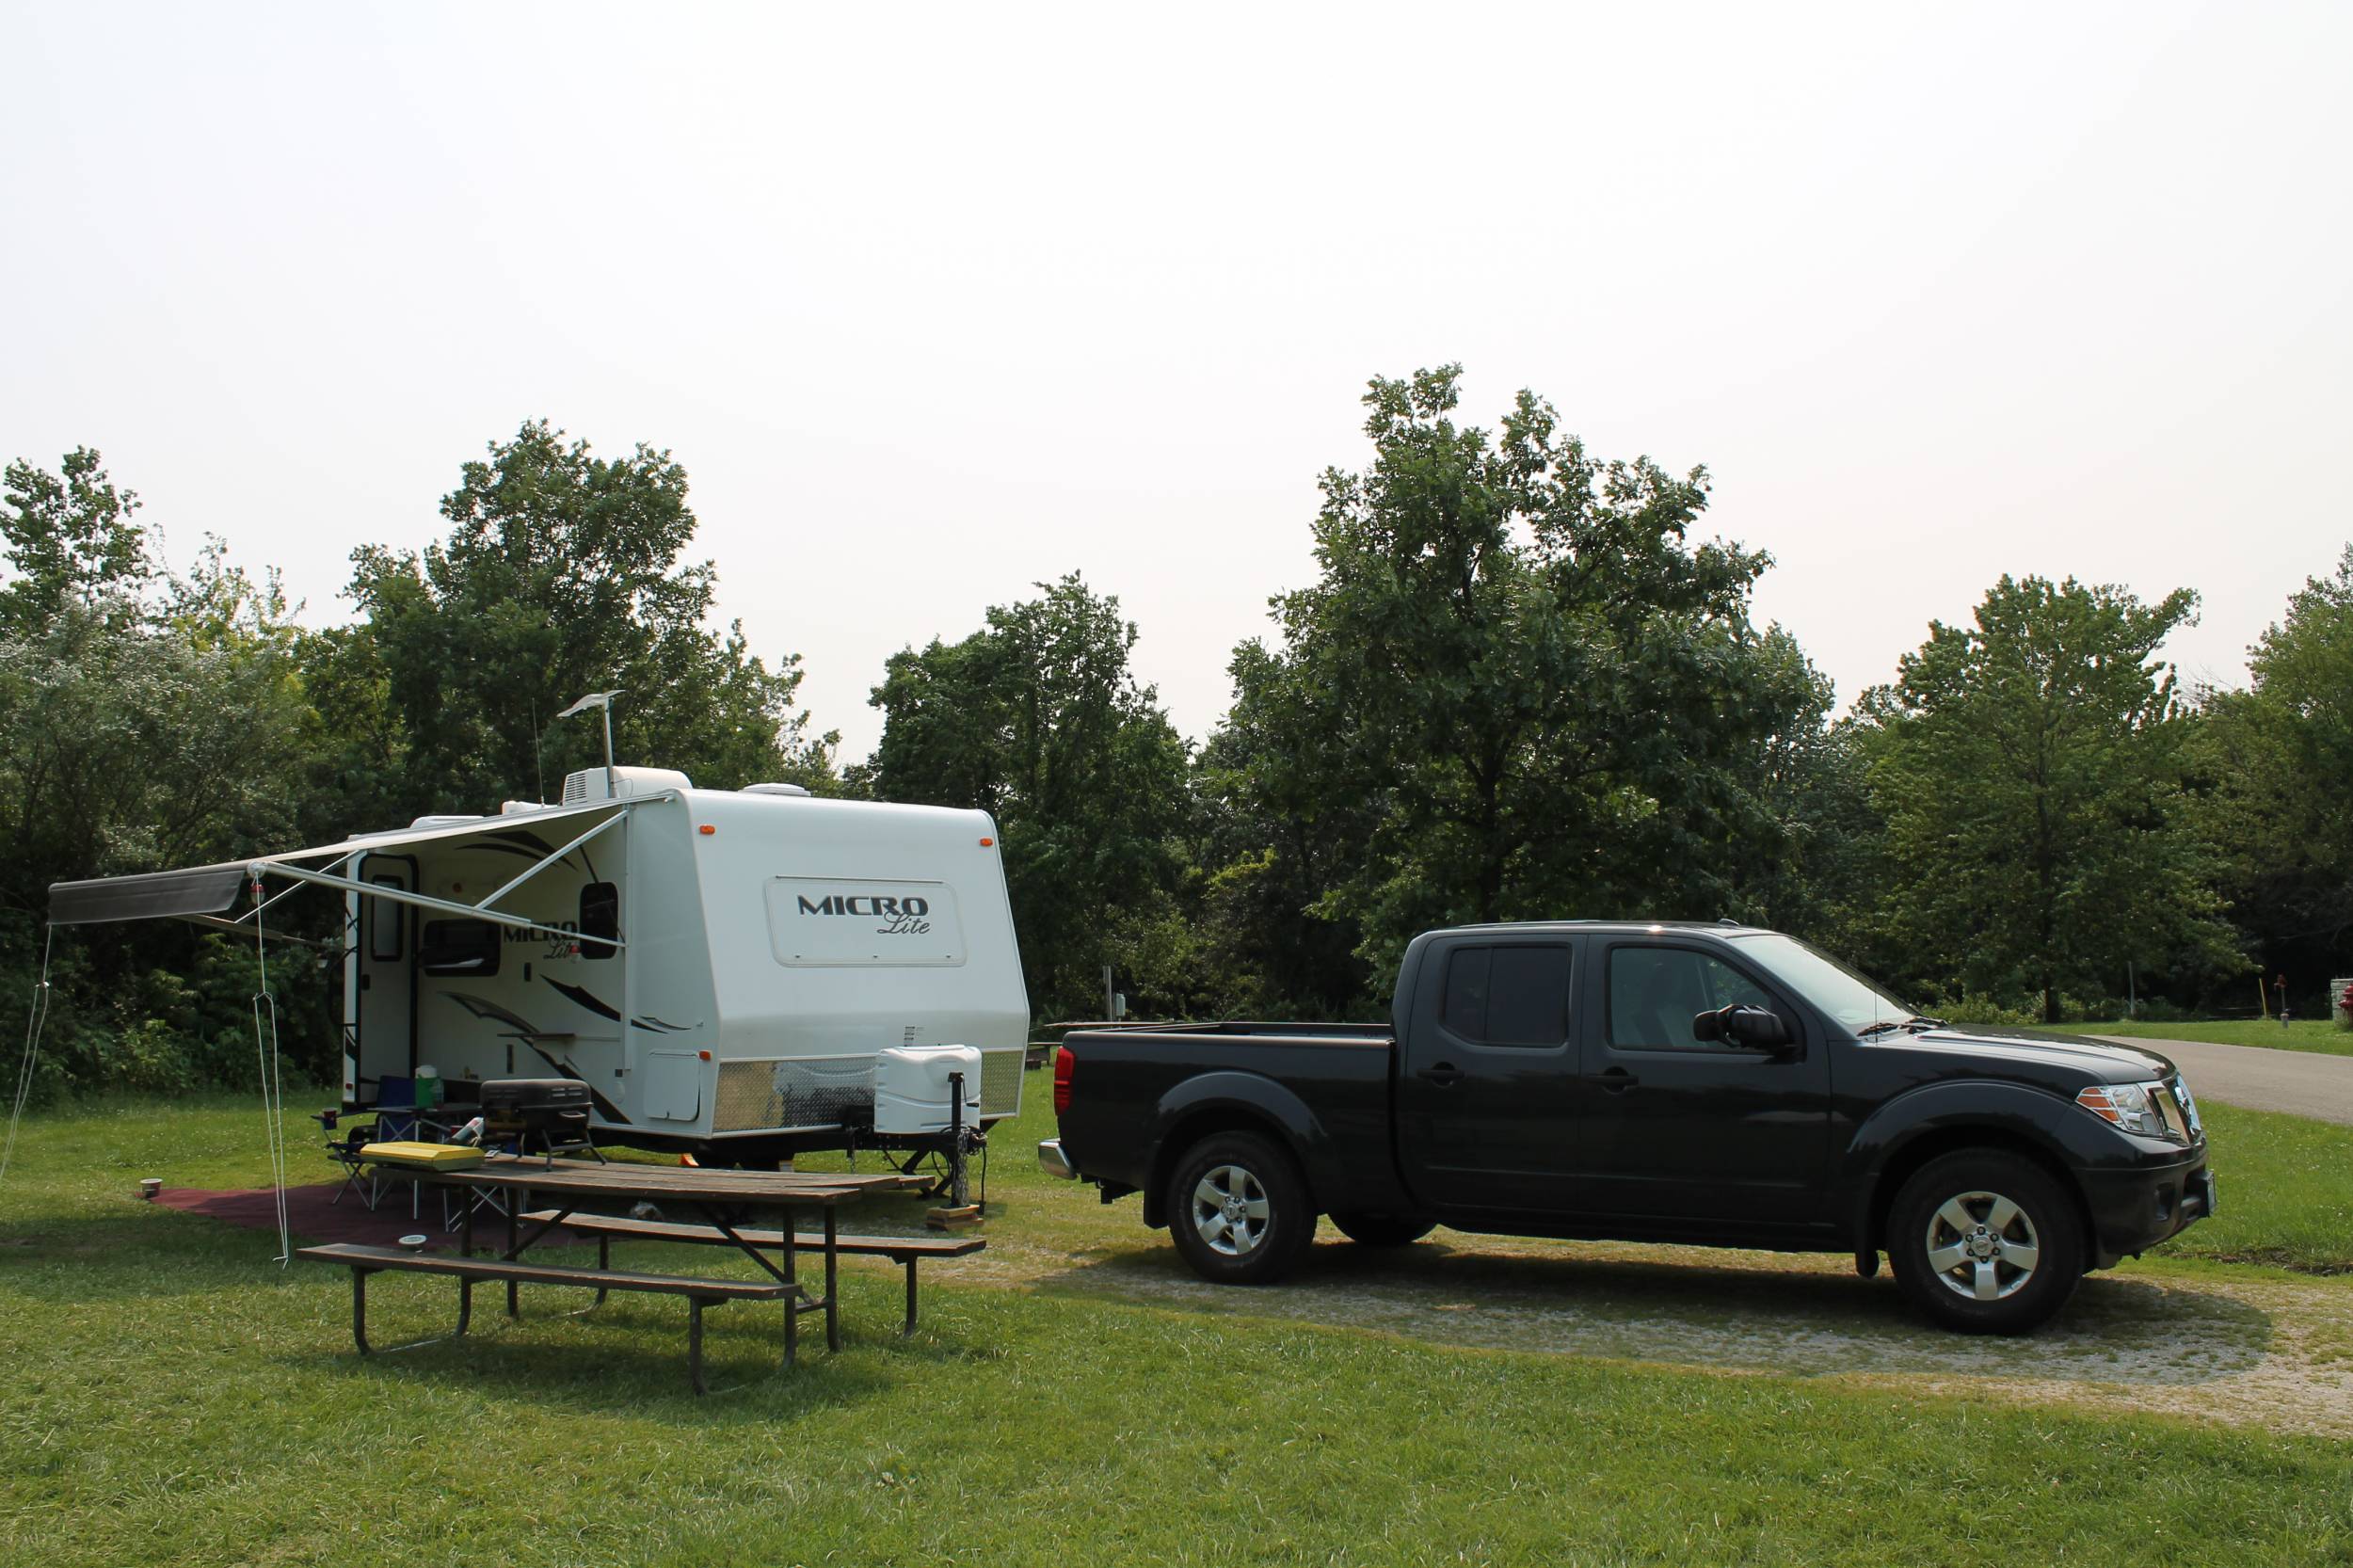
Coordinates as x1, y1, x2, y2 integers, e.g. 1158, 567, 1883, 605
253, 861, 628, 950
220, 853, 354, 929
176, 914, 333, 951
472, 811, 626, 916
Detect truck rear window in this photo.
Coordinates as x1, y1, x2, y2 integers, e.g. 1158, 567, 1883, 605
1441, 945, 1572, 1047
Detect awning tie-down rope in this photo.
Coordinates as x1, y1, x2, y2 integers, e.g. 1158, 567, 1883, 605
250, 872, 292, 1266
0, 925, 56, 1187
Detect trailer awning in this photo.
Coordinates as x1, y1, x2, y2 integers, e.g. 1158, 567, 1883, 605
46, 798, 637, 929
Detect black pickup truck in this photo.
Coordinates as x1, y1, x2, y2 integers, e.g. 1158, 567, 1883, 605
1038, 920, 2215, 1333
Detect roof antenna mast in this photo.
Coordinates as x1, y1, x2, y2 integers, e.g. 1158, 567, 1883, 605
556, 691, 623, 800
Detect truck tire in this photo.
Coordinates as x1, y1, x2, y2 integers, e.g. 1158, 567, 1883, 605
1887, 1150, 2085, 1335
1165, 1130, 1315, 1286
1328, 1211, 1437, 1248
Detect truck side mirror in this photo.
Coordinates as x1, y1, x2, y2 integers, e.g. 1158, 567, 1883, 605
1693, 1004, 1794, 1051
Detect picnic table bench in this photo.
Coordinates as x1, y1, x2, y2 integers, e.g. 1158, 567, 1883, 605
296, 1242, 795, 1394
520, 1209, 986, 1334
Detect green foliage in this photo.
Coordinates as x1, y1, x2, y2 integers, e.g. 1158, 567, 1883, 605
1212, 365, 1823, 988
0, 446, 149, 635
2194, 544, 2353, 1007
1860, 575, 2238, 1021
338, 421, 837, 819
867, 573, 1192, 1020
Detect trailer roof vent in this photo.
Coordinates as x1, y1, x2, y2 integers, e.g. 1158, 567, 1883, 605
742, 782, 812, 798
563, 766, 693, 804
407, 814, 486, 830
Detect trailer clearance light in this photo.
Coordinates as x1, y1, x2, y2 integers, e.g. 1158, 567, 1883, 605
1053, 1045, 1075, 1115
698, 824, 715, 836
980, 837, 994, 847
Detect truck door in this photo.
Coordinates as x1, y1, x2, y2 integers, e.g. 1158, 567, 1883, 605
1573, 936, 1833, 1229
349, 854, 416, 1099
1394, 936, 1583, 1214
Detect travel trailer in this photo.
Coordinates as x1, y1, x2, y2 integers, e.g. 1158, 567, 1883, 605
48, 765, 1030, 1165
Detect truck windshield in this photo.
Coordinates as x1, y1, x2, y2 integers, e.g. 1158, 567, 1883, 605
1728, 932, 1912, 1034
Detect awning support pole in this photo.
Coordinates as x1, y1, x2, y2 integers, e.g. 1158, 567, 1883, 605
472, 812, 626, 916
0, 925, 56, 1187
252, 861, 628, 949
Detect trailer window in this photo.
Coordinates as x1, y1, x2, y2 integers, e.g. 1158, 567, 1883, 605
419, 919, 501, 977
579, 882, 618, 961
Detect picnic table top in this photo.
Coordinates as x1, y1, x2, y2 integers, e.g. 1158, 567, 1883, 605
357, 1152, 917, 1207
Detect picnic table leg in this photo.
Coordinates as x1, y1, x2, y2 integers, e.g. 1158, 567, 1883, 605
781, 1229, 798, 1369
505, 1192, 520, 1318
904, 1257, 919, 1336
688, 1298, 707, 1397
597, 1235, 611, 1306
352, 1266, 374, 1353
824, 1207, 840, 1353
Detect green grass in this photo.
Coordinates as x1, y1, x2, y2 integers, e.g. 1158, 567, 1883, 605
2157, 1100, 2353, 1272
3, 1092, 2353, 1566
2059, 1018, 2353, 1058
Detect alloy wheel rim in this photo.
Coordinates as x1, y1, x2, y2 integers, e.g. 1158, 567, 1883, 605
1923, 1189, 2041, 1302
1192, 1164, 1272, 1256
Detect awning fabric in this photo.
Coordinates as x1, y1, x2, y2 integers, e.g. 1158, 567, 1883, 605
45, 798, 634, 927
48, 864, 252, 926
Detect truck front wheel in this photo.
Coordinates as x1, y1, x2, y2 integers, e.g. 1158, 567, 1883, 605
1887, 1150, 2085, 1334
1165, 1131, 1315, 1286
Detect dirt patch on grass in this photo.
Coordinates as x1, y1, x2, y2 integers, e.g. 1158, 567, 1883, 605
966, 1225, 2353, 1438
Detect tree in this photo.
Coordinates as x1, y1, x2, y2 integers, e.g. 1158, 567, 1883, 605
0, 446, 149, 636
337, 422, 836, 816
1862, 575, 2235, 1020
1214, 365, 1824, 985
2195, 545, 2353, 1005
866, 574, 1191, 1020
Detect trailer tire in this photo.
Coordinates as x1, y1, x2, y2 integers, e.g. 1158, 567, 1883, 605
1165, 1130, 1314, 1286
1328, 1211, 1437, 1248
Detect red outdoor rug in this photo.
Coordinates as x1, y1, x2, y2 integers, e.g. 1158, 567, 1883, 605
152, 1181, 583, 1250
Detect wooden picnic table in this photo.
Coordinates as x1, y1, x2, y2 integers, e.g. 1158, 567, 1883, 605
303, 1152, 938, 1391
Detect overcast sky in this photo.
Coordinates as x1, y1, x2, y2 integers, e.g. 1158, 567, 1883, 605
4, 3, 2346, 772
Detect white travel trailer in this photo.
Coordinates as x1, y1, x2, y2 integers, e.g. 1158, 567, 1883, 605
49, 765, 1031, 1162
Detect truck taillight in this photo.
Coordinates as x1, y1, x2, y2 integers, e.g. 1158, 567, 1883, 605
1053, 1045, 1075, 1115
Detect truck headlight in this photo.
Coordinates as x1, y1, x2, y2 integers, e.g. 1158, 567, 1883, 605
2076, 1082, 2169, 1139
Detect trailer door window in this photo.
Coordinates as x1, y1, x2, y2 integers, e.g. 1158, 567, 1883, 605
367, 877, 405, 962
579, 882, 618, 961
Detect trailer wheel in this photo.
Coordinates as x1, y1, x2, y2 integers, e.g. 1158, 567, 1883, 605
1328, 1210, 1437, 1248
1165, 1130, 1314, 1286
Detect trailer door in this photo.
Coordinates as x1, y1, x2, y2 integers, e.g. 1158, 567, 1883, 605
350, 853, 417, 1098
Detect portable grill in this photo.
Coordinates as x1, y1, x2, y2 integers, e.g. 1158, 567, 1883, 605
478, 1078, 601, 1163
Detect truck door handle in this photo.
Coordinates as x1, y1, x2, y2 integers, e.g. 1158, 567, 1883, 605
1598, 1067, 1640, 1094
1418, 1063, 1465, 1087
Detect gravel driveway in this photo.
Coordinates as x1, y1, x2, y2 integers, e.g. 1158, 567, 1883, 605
2094, 1034, 2353, 1125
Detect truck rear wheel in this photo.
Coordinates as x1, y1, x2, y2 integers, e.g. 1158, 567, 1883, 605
1887, 1150, 2084, 1335
1165, 1131, 1314, 1286
1328, 1211, 1437, 1248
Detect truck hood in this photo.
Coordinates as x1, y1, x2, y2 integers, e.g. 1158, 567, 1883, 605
1868, 1025, 2178, 1083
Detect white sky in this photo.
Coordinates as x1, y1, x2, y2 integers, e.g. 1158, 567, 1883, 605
4, 3, 2346, 767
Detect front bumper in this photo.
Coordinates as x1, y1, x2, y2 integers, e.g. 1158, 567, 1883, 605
1037, 1138, 1078, 1180
2081, 1148, 2214, 1264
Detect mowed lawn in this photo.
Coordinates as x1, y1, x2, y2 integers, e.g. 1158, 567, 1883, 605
2061, 1018, 2353, 1059
2, 1091, 2351, 1567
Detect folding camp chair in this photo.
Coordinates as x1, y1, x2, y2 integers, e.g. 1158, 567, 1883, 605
316, 1113, 381, 1210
